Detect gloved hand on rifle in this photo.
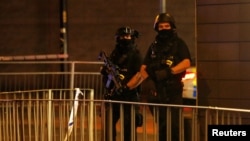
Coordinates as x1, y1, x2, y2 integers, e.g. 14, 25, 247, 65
116, 84, 129, 95
154, 67, 172, 81
145, 62, 172, 82
100, 65, 109, 75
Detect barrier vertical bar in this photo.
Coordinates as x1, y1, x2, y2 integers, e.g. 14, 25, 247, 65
70, 62, 75, 99
47, 90, 52, 141
89, 89, 94, 141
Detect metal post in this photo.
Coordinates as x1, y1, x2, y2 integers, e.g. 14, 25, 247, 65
60, 0, 69, 89
159, 0, 166, 13
70, 62, 75, 99
60, 0, 68, 57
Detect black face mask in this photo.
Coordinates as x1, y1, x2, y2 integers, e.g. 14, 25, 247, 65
157, 29, 174, 40
118, 39, 133, 46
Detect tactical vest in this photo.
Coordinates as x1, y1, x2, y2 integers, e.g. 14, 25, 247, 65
150, 38, 186, 81
110, 46, 139, 83
110, 46, 141, 94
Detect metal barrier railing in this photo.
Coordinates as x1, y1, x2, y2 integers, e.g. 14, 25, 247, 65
0, 61, 197, 100
0, 89, 96, 141
1, 89, 250, 141
1, 61, 250, 141
0, 61, 105, 99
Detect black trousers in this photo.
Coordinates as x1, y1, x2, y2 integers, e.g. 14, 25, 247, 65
148, 81, 183, 141
105, 92, 140, 141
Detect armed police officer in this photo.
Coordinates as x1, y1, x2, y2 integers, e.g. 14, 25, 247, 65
124, 13, 191, 141
100, 26, 142, 141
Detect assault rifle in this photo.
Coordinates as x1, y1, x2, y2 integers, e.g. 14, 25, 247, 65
98, 51, 123, 96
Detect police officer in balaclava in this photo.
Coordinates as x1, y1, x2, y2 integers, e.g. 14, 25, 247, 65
101, 26, 143, 141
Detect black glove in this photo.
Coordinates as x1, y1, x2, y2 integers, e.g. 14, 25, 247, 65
145, 63, 161, 81
154, 67, 172, 81
116, 84, 129, 95
100, 66, 109, 75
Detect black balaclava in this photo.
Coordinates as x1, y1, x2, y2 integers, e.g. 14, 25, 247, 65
155, 28, 176, 54
116, 38, 134, 53
157, 29, 175, 42
118, 38, 134, 47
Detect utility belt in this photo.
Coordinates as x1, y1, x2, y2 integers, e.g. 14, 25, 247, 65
155, 78, 183, 90
165, 79, 183, 85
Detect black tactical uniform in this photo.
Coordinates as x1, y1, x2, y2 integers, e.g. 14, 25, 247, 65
101, 26, 142, 141
144, 13, 191, 141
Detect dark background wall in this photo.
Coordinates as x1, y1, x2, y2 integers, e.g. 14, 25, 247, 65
0, 0, 196, 93
0, 0, 60, 56
67, 0, 196, 61
0, 0, 195, 61
1, 0, 250, 110
197, 0, 250, 109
